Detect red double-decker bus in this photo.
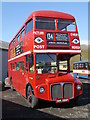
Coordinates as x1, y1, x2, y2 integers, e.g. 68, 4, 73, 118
8, 10, 83, 108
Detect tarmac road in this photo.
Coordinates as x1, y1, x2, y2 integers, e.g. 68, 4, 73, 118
1, 78, 90, 120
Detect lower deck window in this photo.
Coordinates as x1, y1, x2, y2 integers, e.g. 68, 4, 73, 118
12, 64, 15, 70
20, 62, 24, 72
11, 64, 13, 70
11, 63, 15, 71
16, 62, 19, 71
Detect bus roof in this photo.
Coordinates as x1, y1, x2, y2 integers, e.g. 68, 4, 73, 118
25, 10, 75, 23
10, 10, 75, 48
74, 60, 90, 64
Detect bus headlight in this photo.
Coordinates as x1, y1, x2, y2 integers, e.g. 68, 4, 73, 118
39, 87, 45, 93
76, 84, 81, 90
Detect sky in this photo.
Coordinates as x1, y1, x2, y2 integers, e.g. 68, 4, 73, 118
2, 2, 88, 44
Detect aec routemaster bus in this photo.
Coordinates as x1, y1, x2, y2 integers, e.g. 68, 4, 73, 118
8, 10, 83, 108
73, 60, 90, 79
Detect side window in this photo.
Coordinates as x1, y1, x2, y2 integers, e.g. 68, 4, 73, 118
12, 39, 15, 46
79, 63, 82, 69
21, 27, 25, 38
26, 55, 28, 67
74, 64, 76, 69
10, 39, 15, 48
11, 64, 13, 70
29, 54, 34, 72
10, 43, 12, 48
20, 62, 24, 72
11, 63, 15, 70
76, 64, 78, 69
12, 63, 15, 70
17, 33, 20, 42
85, 63, 87, 70
26, 19, 33, 34
16, 62, 19, 71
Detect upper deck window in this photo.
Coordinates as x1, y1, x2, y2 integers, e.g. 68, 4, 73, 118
17, 33, 20, 42
10, 39, 15, 49
21, 27, 25, 38
58, 20, 75, 31
26, 20, 33, 34
36, 18, 55, 30
12, 39, 15, 46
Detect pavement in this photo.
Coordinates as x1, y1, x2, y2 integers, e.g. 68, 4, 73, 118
0, 78, 90, 120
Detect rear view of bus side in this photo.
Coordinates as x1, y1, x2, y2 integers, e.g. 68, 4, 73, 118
8, 11, 83, 108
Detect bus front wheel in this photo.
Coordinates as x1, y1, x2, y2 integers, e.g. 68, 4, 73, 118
27, 86, 38, 108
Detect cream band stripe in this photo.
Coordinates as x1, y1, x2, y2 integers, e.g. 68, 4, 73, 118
8, 49, 81, 62
8, 51, 31, 62
33, 49, 81, 53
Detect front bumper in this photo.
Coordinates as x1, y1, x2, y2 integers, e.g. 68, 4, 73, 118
35, 81, 83, 103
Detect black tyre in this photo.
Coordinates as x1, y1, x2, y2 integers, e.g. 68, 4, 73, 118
27, 86, 38, 108
10, 78, 13, 91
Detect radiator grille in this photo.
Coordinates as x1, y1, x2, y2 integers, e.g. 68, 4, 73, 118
63, 83, 73, 98
51, 83, 73, 100
51, 84, 62, 100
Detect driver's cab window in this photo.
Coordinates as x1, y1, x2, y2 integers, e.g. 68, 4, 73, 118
59, 61, 68, 71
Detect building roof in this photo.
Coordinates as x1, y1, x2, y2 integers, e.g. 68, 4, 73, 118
74, 60, 90, 64
0, 41, 9, 50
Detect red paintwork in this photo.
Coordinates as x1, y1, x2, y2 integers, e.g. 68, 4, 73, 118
8, 10, 82, 103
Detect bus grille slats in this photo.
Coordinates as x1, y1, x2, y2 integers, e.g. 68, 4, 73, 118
51, 84, 62, 100
51, 83, 73, 100
63, 83, 73, 98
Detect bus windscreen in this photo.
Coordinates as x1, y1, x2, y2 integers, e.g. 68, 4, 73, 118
36, 53, 57, 74
36, 18, 55, 30
58, 20, 75, 31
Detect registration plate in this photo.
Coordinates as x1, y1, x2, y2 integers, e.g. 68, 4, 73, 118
56, 98, 69, 103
